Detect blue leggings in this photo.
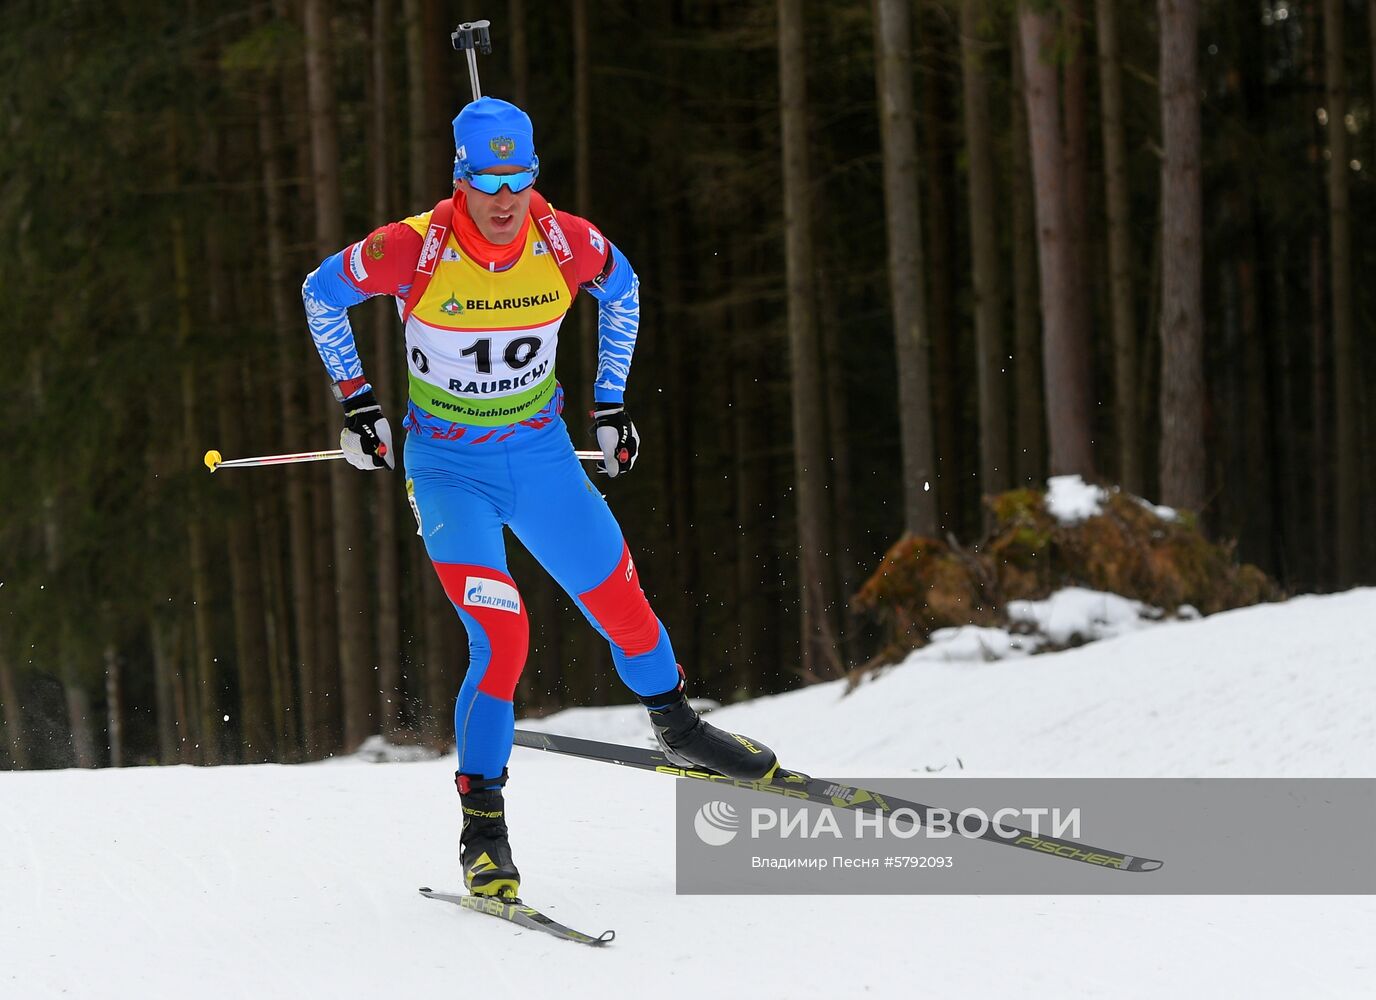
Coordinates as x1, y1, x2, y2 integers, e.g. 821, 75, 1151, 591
404, 408, 679, 778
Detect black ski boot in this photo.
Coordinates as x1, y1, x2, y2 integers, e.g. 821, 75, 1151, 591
457, 770, 520, 899
639, 674, 778, 782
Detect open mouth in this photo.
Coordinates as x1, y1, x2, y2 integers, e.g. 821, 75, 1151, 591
493, 213, 515, 228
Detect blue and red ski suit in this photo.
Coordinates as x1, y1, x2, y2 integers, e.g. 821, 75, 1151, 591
302, 189, 679, 777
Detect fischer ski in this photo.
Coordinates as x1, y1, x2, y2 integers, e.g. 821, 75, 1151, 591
419, 887, 615, 946
513, 729, 1163, 874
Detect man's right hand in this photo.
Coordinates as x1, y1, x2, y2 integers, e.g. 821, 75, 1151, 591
339, 389, 395, 470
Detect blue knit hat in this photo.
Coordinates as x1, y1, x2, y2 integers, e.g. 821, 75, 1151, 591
452, 97, 536, 180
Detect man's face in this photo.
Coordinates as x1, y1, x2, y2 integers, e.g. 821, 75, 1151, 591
459, 166, 534, 245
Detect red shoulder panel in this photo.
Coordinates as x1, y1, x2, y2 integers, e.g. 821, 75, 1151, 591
343, 222, 425, 297
552, 209, 613, 287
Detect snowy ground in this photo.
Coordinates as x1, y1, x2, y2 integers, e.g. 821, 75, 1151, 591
3, 590, 1374, 999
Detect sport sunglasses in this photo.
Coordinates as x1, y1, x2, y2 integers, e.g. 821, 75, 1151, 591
464, 156, 540, 195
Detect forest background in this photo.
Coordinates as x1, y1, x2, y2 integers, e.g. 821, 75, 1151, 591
1, 0, 1372, 768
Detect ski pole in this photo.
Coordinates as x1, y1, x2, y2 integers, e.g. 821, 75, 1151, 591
204, 448, 346, 472
204, 447, 604, 472
451, 20, 493, 101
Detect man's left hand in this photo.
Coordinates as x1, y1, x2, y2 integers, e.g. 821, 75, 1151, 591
591, 403, 639, 478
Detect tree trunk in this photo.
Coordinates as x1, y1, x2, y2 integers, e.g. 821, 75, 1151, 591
170, 212, 220, 766
1371, 1, 1376, 166
404, 0, 428, 205
200, 125, 265, 766
34, 357, 97, 769
257, 66, 312, 762
811, 3, 863, 631
646, 5, 701, 692
1269, 240, 1303, 585
216, 366, 274, 762
1010, 26, 1046, 485
422, 1, 449, 173
403, 0, 447, 203
308, 359, 343, 744
815, 258, 859, 666
62, 666, 96, 768
259, 467, 287, 735
959, 0, 1010, 505
1304, 1, 1329, 586
731, 243, 768, 696
1095, 0, 1142, 493
141, 343, 189, 765
920, 14, 961, 528
1157, 0, 1206, 511
0, 641, 28, 768
1310, 232, 1329, 585
149, 614, 185, 763
722, 29, 774, 695
573, 0, 597, 421
180, 486, 219, 760
271, 0, 333, 749
778, 0, 842, 681
1324, 0, 1358, 586
103, 641, 123, 768
203, 154, 274, 763
1226, 5, 1276, 577
1366, 0, 1376, 572
305, 0, 377, 751
509, 0, 529, 107
1238, 252, 1275, 563
1062, 0, 1093, 413
1019, 5, 1096, 477
662, 200, 702, 683
371, 0, 404, 737
872, 0, 938, 537
253, 446, 296, 758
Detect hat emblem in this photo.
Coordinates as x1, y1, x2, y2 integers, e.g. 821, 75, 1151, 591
489, 136, 516, 159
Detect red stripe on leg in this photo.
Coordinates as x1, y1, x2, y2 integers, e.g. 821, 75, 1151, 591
578, 542, 660, 658
432, 563, 529, 701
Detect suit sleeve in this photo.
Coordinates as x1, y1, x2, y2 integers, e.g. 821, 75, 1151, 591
301, 222, 423, 397
556, 210, 640, 405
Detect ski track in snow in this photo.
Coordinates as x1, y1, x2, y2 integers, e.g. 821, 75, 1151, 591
2, 590, 1374, 998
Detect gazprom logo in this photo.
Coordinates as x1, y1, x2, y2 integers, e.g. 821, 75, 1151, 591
694, 801, 739, 847
463, 576, 520, 615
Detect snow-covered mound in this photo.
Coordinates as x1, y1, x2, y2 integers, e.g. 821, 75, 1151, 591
2, 590, 1373, 999
898, 586, 1194, 665
707, 588, 1376, 778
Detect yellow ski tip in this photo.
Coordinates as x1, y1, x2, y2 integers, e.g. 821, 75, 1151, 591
203, 449, 222, 471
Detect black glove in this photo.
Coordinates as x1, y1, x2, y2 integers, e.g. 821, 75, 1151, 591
591, 402, 639, 478
337, 388, 395, 470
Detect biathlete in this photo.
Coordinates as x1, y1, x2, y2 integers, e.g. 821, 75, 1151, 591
302, 97, 778, 899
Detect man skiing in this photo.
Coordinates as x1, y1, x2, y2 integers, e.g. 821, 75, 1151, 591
301, 97, 778, 900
